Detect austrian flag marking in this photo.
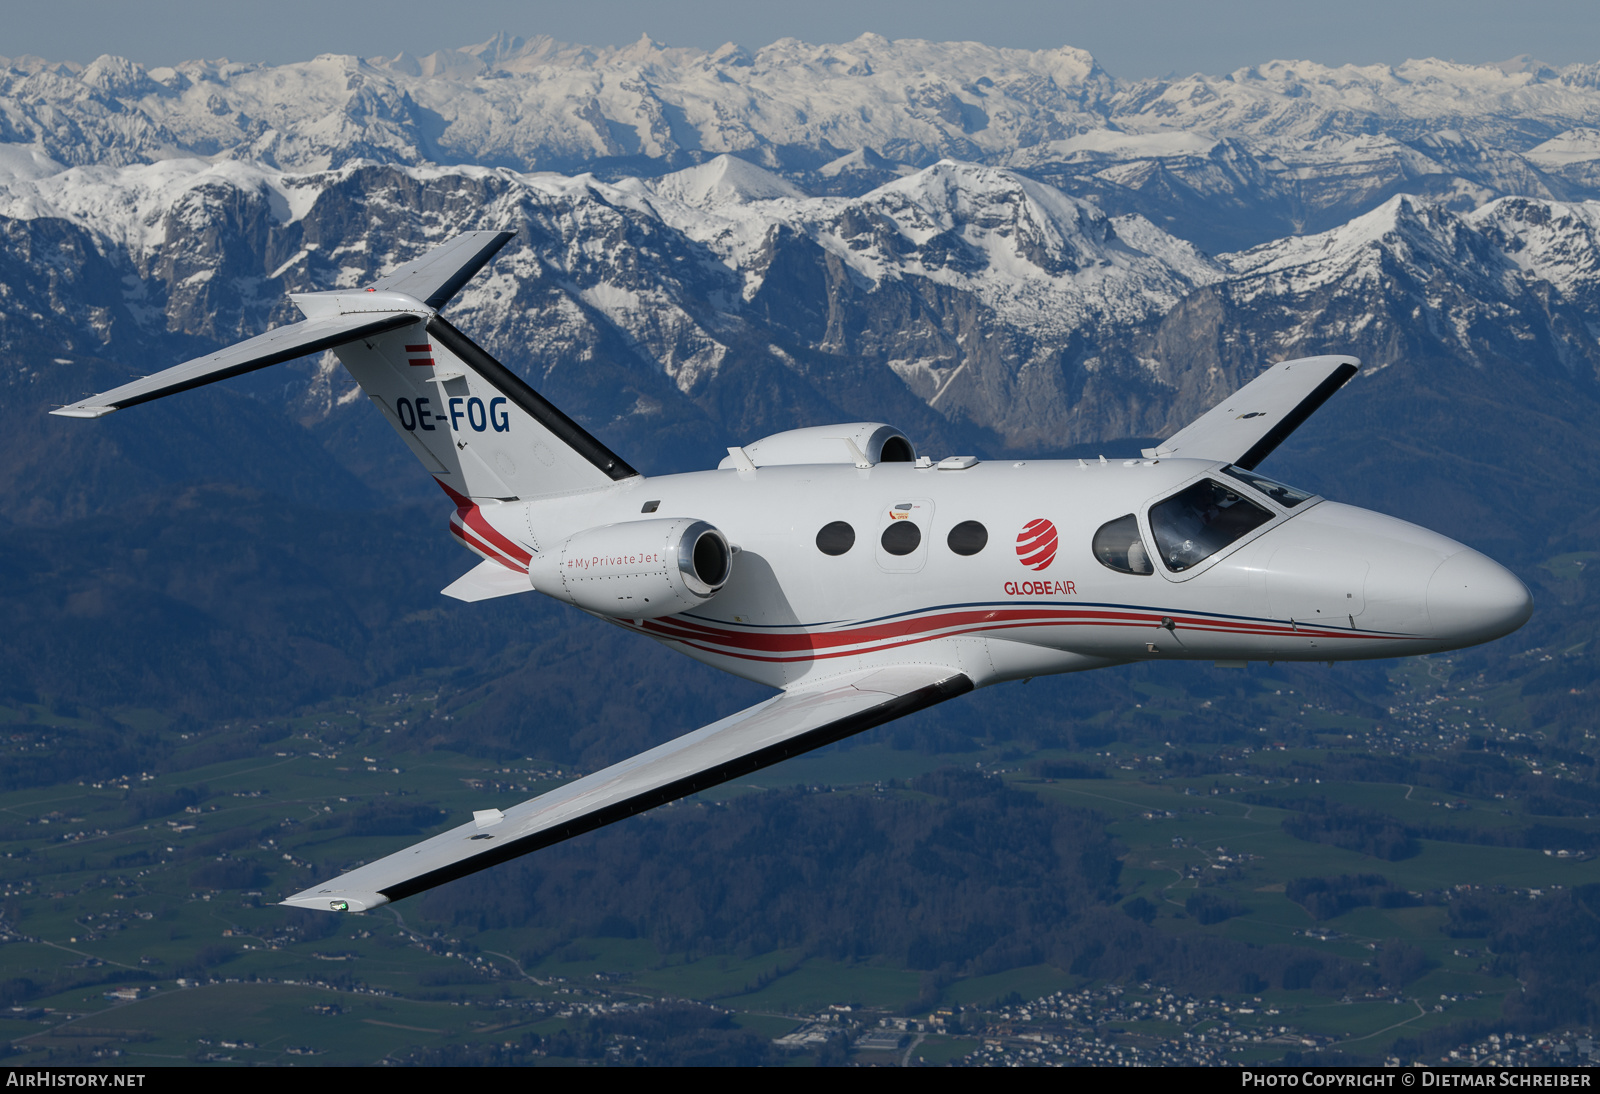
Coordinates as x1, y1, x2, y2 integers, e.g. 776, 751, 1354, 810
406, 343, 435, 367
1016, 518, 1058, 570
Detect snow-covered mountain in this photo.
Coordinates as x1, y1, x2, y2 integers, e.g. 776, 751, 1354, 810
5, 146, 1600, 461
5, 35, 1600, 535
0, 153, 1224, 443
7, 35, 1600, 253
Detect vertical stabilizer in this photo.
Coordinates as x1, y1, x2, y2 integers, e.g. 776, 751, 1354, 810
329, 318, 637, 501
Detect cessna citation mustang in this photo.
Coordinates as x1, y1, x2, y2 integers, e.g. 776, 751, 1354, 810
52, 231, 1531, 913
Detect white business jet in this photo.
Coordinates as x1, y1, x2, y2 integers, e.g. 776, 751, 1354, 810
52, 232, 1531, 912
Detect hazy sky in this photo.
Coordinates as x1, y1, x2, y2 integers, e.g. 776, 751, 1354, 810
9, 0, 1600, 78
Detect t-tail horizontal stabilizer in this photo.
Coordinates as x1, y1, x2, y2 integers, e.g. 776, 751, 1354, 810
281, 665, 974, 912
49, 312, 420, 418
50, 231, 515, 420
441, 559, 535, 602
1143, 355, 1360, 468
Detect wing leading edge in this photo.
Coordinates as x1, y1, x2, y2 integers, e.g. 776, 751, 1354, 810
282, 665, 974, 912
1143, 355, 1360, 469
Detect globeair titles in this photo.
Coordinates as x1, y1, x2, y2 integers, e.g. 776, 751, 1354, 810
1004, 580, 1077, 596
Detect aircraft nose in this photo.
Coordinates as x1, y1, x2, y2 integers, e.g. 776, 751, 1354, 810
1426, 550, 1532, 646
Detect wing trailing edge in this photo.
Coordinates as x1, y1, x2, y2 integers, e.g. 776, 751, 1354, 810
281, 664, 974, 912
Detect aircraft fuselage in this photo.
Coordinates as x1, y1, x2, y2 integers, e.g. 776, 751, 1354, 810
488, 456, 1531, 692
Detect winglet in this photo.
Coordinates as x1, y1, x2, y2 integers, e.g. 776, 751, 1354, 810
1148, 355, 1360, 468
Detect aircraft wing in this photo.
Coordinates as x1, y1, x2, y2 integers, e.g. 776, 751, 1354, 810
1143, 355, 1360, 469
281, 664, 974, 912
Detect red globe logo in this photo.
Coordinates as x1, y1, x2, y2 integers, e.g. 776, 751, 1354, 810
1016, 518, 1058, 571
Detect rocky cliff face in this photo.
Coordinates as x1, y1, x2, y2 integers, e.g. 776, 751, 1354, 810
9, 153, 1600, 456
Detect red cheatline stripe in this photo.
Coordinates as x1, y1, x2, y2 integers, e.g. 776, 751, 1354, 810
651, 606, 1048, 651
648, 608, 1011, 652
650, 623, 1007, 663
405, 344, 431, 352
791, 606, 1347, 648
449, 521, 526, 573
637, 605, 1388, 659
646, 614, 1404, 665
449, 518, 514, 568
644, 616, 1410, 665
455, 507, 532, 566
461, 510, 531, 566
434, 478, 533, 566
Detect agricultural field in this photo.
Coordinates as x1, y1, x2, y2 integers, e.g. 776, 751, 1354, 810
0, 643, 1595, 1066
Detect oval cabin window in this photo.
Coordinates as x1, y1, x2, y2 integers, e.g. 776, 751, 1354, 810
1092, 514, 1153, 575
880, 521, 921, 556
947, 520, 988, 556
816, 521, 856, 556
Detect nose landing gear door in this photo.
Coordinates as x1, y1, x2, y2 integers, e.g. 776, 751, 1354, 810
874, 498, 936, 574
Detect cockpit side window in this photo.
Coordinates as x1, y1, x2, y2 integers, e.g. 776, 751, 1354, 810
1221, 465, 1315, 509
1149, 479, 1273, 572
1092, 514, 1153, 575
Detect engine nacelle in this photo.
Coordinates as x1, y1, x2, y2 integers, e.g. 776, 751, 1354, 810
527, 518, 732, 619
717, 422, 916, 468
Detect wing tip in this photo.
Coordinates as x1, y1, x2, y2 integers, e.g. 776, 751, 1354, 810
50, 405, 116, 419
280, 890, 390, 914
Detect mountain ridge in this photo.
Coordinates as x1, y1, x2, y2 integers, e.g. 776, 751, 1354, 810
4, 35, 1600, 256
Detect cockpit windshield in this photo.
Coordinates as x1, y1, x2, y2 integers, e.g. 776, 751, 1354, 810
1220, 465, 1315, 509
1148, 479, 1274, 572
